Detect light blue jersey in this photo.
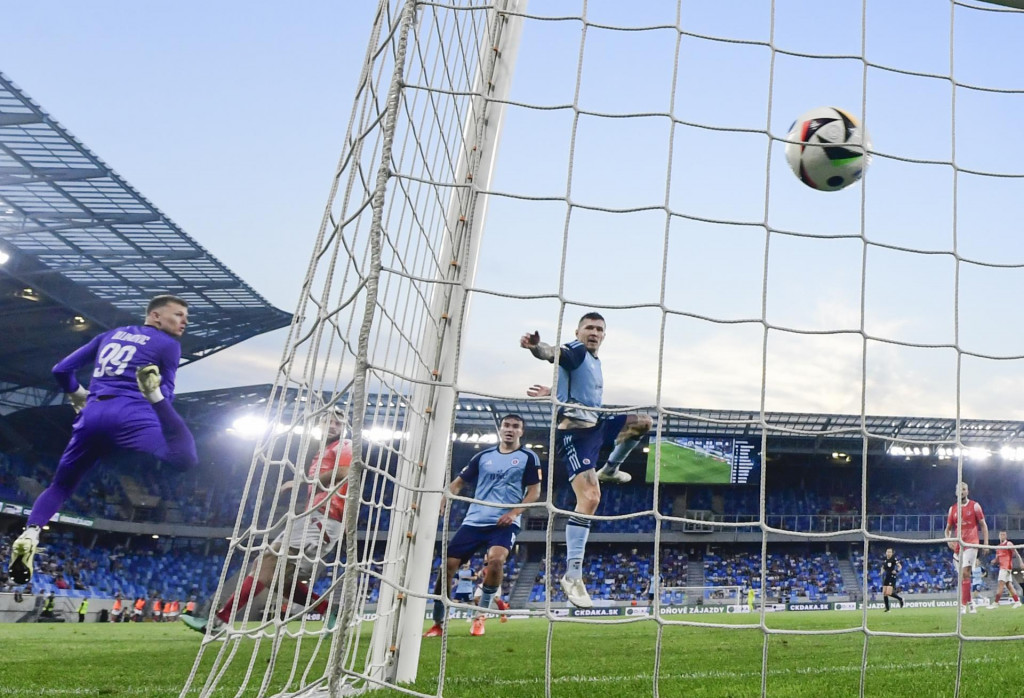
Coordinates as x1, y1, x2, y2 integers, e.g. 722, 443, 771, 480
557, 340, 603, 424
457, 446, 542, 528
454, 567, 475, 595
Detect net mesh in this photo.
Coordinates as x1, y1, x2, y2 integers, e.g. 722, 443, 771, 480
180, 1, 1024, 696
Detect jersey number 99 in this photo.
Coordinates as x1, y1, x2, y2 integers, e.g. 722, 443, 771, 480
93, 342, 138, 377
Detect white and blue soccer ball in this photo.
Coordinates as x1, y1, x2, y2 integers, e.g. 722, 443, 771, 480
784, 106, 871, 192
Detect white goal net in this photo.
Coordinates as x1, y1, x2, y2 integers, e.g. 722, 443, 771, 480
181, 1, 1024, 697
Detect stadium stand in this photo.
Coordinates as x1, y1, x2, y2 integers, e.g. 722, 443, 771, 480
6, 436, 1024, 538
4, 394, 1024, 610
851, 548, 960, 594
704, 550, 845, 601
0, 531, 235, 603
529, 547, 689, 604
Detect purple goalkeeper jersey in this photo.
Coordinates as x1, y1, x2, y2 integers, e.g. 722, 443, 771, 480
52, 325, 181, 402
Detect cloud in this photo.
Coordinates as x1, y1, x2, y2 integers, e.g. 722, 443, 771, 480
178, 298, 1024, 424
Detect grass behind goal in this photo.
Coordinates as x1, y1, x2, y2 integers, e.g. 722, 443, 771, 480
4, 610, 1024, 698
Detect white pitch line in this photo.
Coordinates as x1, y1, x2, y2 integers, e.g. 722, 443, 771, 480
436, 654, 1001, 688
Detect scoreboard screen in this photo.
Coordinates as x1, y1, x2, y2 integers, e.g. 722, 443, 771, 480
645, 436, 758, 484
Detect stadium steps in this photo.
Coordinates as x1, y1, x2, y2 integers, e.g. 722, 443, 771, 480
687, 557, 704, 587
838, 558, 862, 600
510, 560, 541, 608
16, 475, 44, 500
118, 475, 162, 510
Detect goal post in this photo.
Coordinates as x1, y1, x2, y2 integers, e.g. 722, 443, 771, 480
180, 1, 529, 697
368, 0, 529, 686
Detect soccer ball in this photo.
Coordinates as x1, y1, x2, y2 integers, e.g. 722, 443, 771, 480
784, 107, 871, 192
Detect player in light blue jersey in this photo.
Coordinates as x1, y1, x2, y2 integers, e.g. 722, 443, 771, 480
521, 312, 652, 608
425, 414, 542, 637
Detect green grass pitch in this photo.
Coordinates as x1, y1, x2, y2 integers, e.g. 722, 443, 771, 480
4, 608, 1024, 697
646, 440, 732, 484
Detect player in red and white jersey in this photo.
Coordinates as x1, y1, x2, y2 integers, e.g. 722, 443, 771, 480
986, 530, 1023, 610
307, 424, 352, 524
944, 482, 989, 614
183, 411, 353, 634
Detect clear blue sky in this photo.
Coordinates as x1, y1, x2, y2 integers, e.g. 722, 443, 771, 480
4, 1, 1024, 420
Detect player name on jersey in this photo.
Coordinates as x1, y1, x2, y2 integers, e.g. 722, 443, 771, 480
111, 330, 151, 345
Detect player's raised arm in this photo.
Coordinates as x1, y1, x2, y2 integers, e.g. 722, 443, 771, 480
520, 330, 555, 362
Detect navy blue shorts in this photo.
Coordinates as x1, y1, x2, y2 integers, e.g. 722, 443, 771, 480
557, 415, 627, 481
447, 523, 519, 562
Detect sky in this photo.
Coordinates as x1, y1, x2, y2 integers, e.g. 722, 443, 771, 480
5, 0, 1024, 422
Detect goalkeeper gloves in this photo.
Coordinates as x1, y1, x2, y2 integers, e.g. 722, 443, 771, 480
68, 386, 89, 413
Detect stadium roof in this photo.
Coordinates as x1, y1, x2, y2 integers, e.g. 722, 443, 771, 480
0, 72, 292, 410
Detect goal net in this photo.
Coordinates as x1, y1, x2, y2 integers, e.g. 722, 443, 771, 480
181, 1, 1024, 696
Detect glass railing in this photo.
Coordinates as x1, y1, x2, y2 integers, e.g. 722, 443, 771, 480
694, 513, 1024, 536
527, 512, 1024, 536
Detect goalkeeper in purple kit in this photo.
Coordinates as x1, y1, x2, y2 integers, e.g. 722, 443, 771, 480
7, 295, 198, 584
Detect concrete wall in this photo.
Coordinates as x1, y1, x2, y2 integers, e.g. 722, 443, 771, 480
0, 592, 117, 624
